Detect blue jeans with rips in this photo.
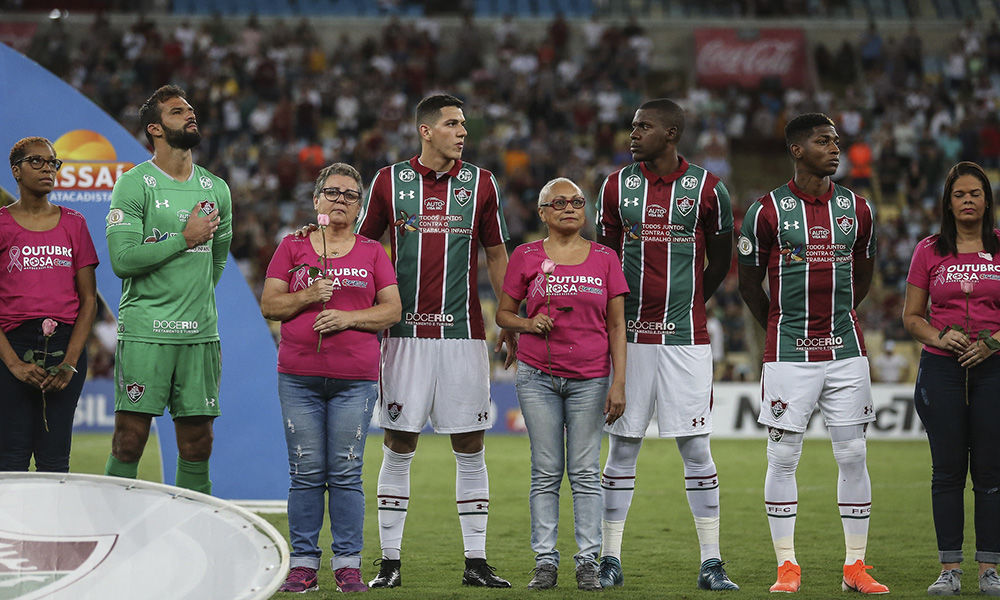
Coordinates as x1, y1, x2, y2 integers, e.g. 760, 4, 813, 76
515, 361, 607, 569
278, 373, 376, 570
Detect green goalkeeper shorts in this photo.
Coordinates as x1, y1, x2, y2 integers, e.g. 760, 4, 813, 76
114, 340, 222, 418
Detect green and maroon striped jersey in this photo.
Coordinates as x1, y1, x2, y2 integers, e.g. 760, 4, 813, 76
357, 157, 509, 339
597, 158, 733, 345
737, 179, 876, 362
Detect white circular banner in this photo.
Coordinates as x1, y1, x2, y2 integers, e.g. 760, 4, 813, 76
0, 473, 288, 599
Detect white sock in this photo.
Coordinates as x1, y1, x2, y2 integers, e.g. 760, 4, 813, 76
454, 449, 489, 560
601, 435, 642, 558
831, 430, 871, 565
678, 435, 721, 562
765, 430, 802, 566
376, 445, 413, 560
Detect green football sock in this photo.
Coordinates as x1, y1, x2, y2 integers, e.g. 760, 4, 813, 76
105, 455, 139, 479
175, 457, 212, 495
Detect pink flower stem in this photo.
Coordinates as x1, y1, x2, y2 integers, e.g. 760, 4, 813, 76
41, 335, 50, 432
965, 292, 970, 405
317, 225, 328, 353
544, 276, 557, 390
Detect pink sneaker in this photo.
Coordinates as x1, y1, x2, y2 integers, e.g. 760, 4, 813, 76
335, 567, 369, 593
279, 566, 318, 593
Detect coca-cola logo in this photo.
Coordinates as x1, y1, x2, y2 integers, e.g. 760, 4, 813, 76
695, 29, 806, 88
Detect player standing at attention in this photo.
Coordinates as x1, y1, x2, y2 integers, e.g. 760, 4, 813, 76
359, 94, 514, 589
595, 98, 738, 591
737, 113, 888, 594
104, 85, 232, 495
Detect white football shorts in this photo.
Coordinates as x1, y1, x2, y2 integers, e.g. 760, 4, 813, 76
758, 356, 874, 433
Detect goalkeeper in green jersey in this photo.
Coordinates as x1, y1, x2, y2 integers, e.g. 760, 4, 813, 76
103, 85, 232, 495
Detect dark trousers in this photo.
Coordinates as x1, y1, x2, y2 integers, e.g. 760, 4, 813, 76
0, 319, 87, 472
914, 350, 1000, 564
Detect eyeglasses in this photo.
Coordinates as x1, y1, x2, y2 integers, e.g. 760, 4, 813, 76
540, 196, 586, 210
14, 156, 63, 171
319, 187, 362, 205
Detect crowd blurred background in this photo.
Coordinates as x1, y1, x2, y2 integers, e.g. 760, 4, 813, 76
4, 0, 1000, 382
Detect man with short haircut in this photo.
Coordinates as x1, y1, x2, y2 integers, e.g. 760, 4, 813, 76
596, 98, 738, 591
358, 94, 514, 589
104, 85, 232, 495
738, 112, 888, 594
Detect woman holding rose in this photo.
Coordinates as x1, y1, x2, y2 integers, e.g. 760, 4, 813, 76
496, 177, 627, 590
261, 163, 401, 593
0, 137, 98, 472
903, 161, 1000, 596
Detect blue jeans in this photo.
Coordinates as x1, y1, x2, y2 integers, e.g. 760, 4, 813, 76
515, 361, 607, 568
278, 373, 376, 570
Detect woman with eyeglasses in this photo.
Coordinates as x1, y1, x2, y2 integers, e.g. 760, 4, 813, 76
0, 137, 98, 472
261, 163, 401, 593
496, 177, 627, 590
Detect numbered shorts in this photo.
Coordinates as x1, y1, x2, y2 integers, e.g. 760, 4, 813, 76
378, 337, 493, 434
758, 356, 874, 433
114, 340, 222, 418
606, 343, 713, 438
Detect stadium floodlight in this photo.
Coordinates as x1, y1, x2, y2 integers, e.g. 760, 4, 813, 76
0, 472, 288, 599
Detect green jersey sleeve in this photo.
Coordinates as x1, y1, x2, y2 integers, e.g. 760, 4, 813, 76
211, 179, 233, 285
106, 171, 188, 279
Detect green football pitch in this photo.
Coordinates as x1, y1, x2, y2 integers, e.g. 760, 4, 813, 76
70, 433, 967, 598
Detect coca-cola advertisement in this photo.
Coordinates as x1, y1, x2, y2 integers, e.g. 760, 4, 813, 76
695, 28, 808, 89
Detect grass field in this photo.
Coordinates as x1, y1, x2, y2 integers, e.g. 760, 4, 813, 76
69, 433, 966, 599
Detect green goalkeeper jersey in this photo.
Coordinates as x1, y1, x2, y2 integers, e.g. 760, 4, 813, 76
105, 160, 233, 344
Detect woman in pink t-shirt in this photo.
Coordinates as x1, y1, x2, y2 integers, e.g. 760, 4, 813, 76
261, 163, 401, 593
496, 177, 627, 589
903, 161, 1000, 595
0, 137, 98, 472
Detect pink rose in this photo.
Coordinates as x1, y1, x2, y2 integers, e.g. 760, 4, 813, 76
42, 318, 58, 337
541, 259, 556, 275
961, 280, 975, 295
317, 213, 330, 227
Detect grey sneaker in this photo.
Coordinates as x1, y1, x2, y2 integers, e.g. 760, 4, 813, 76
927, 568, 961, 595
576, 562, 602, 591
981, 568, 1000, 596
598, 556, 623, 588
527, 563, 557, 590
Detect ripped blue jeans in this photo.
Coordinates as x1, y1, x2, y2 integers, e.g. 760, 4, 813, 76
278, 373, 376, 570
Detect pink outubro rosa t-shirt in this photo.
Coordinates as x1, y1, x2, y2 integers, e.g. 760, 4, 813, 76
266, 234, 396, 380
503, 239, 629, 379
0, 206, 99, 332
906, 232, 1000, 356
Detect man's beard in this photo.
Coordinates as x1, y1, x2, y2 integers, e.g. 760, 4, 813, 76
163, 123, 201, 150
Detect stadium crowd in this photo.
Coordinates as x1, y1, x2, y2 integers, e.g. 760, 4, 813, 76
19, 10, 1000, 380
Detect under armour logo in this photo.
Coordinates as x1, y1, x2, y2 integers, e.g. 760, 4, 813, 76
399, 190, 415, 200
155, 199, 170, 209
698, 479, 718, 487
863, 405, 873, 415
476, 411, 488, 422
381, 499, 400, 507
692, 417, 705, 427
783, 220, 799, 230
476, 503, 485, 510
623, 198, 639, 207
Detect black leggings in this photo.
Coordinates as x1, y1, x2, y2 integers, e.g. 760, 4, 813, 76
0, 319, 87, 472
914, 350, 1000, 564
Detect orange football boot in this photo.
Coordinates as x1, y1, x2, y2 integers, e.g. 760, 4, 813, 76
842, 560, 889, 594
770, 561, 801, 593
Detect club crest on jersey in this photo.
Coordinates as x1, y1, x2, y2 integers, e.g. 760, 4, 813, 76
779, 196, 797, 211
770, 399, 788, 419
424, 198, 445, 211
126, 382, 145, 403
143, 174, 157, 188
646, 204, 668, 218
675, 196, 695, 216
456, 168, 473, 183
199, 200, 216, 215
386, 401, 402, 421
768, 427, 784, 442
199, 176, 213, 189
737, 235, 753, 256
836, 215, 855, 235
836, 195, 851, 210
681, 175, 699, 190
393, 210, 419, 235
453, 187, 472, 206
398, 168, 416, 182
